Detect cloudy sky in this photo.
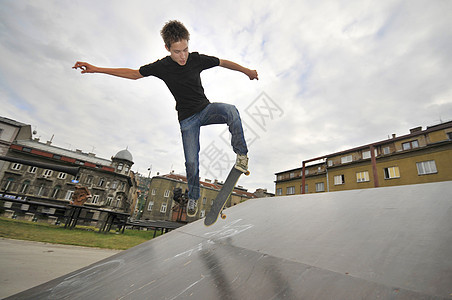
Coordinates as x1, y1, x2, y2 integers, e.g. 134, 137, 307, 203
1, 0, 451, 193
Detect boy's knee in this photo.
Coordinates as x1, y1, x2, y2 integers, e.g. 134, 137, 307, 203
185, 161, 197, 172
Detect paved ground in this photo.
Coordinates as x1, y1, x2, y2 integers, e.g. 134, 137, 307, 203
8, 181, 452, 299
0, 238, 121, 298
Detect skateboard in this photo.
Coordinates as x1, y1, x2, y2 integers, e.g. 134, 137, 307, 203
204, 166, 250, 226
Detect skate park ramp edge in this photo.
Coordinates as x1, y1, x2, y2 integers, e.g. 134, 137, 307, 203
8, 181, 452, 299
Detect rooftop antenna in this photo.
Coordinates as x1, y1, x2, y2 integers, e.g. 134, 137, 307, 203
148, 165, 152, 178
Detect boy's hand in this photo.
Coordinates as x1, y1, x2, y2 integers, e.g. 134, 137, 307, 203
72, 61, 97, 73
247, 69, 259, 80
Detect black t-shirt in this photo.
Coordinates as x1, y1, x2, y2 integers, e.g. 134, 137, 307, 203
139, 52, 220, 121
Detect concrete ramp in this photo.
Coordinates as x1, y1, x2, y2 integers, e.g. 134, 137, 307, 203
8, 181, 452, 299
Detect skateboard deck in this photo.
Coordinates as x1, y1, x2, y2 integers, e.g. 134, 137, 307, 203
204, 167, 249, 226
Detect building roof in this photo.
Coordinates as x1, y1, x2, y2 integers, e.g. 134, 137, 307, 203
160, 173, 256, 199
0, 116, 28, 127
113, 149, 134, 163
15, 139, 112, 166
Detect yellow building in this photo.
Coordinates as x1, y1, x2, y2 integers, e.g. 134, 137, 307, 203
275, 122, 452, 196
141, 173, 255, 222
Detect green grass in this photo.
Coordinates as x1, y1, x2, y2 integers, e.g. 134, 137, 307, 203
0, 217, 161, 250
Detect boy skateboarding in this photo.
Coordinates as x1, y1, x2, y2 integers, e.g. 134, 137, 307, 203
73, 20, 258, 217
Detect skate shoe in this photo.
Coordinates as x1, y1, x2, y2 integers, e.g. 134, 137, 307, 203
234, 154, 248, 173
187, 199, 198, 217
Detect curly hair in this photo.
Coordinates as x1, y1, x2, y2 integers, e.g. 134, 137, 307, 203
161, 20, 190, 49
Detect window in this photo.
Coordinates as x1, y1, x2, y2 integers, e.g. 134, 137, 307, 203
120, 182, 126, 191
276, 188, 282, 196
290, 172, 295, 179
117, 163, 123, 171
164, 190, 170, 197
382, 147, 390, 155
384, 167, 400, 179
28, 166, 37, 173
356, 171, 370, 182
447, 132, 452, 140
86, 176, 93, 184
148, 201, 154, 211
11, 163, 22, 171
327, 160, 333, 167
152, 189, 156, 195
65, 190, 74, 200
362, 151, 371, 159
37, 184, 46, 196
98, 178, 105, 187
341, 155, 352, 164
334, 175, 345, 185
202, 197, 207, 205
416, 160, 437, 175
51, 186, 61, 198
287, 186, 295, 195
200, 210, 206, 218
58, 172, 67, 180
113, 196, 122, 207
92, 195, 100, 204
303, 184, 308, 193
111, 181, 118, 189
42, 169, 53, 178
315, 182, 325, 192
402, 140, 419, 150
106, 196, 113, 206
2, 178, 14, 191
20, 180, 30, 194
160, 203, 167, 213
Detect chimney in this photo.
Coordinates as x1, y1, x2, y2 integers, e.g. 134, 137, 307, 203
392, 134, 396, 139
410, 126, 422, 134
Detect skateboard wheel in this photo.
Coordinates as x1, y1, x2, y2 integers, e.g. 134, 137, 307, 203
221, 213, 227, 219
245, 171, 250, 176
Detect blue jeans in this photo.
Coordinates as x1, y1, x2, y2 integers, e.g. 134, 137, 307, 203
179, 103, 248, 200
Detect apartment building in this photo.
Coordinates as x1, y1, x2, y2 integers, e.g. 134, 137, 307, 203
275, 121, 452, 196
141, 173, 256, 222
0, 117, 138, 214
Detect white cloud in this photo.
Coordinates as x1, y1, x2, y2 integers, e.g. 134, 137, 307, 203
1, 0, 451, 193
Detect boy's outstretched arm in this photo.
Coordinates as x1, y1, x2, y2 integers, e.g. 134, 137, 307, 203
219, 59, 258, 80
72, 61, 143, 80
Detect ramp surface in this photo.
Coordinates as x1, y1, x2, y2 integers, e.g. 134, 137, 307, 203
8, 181, 452, 299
